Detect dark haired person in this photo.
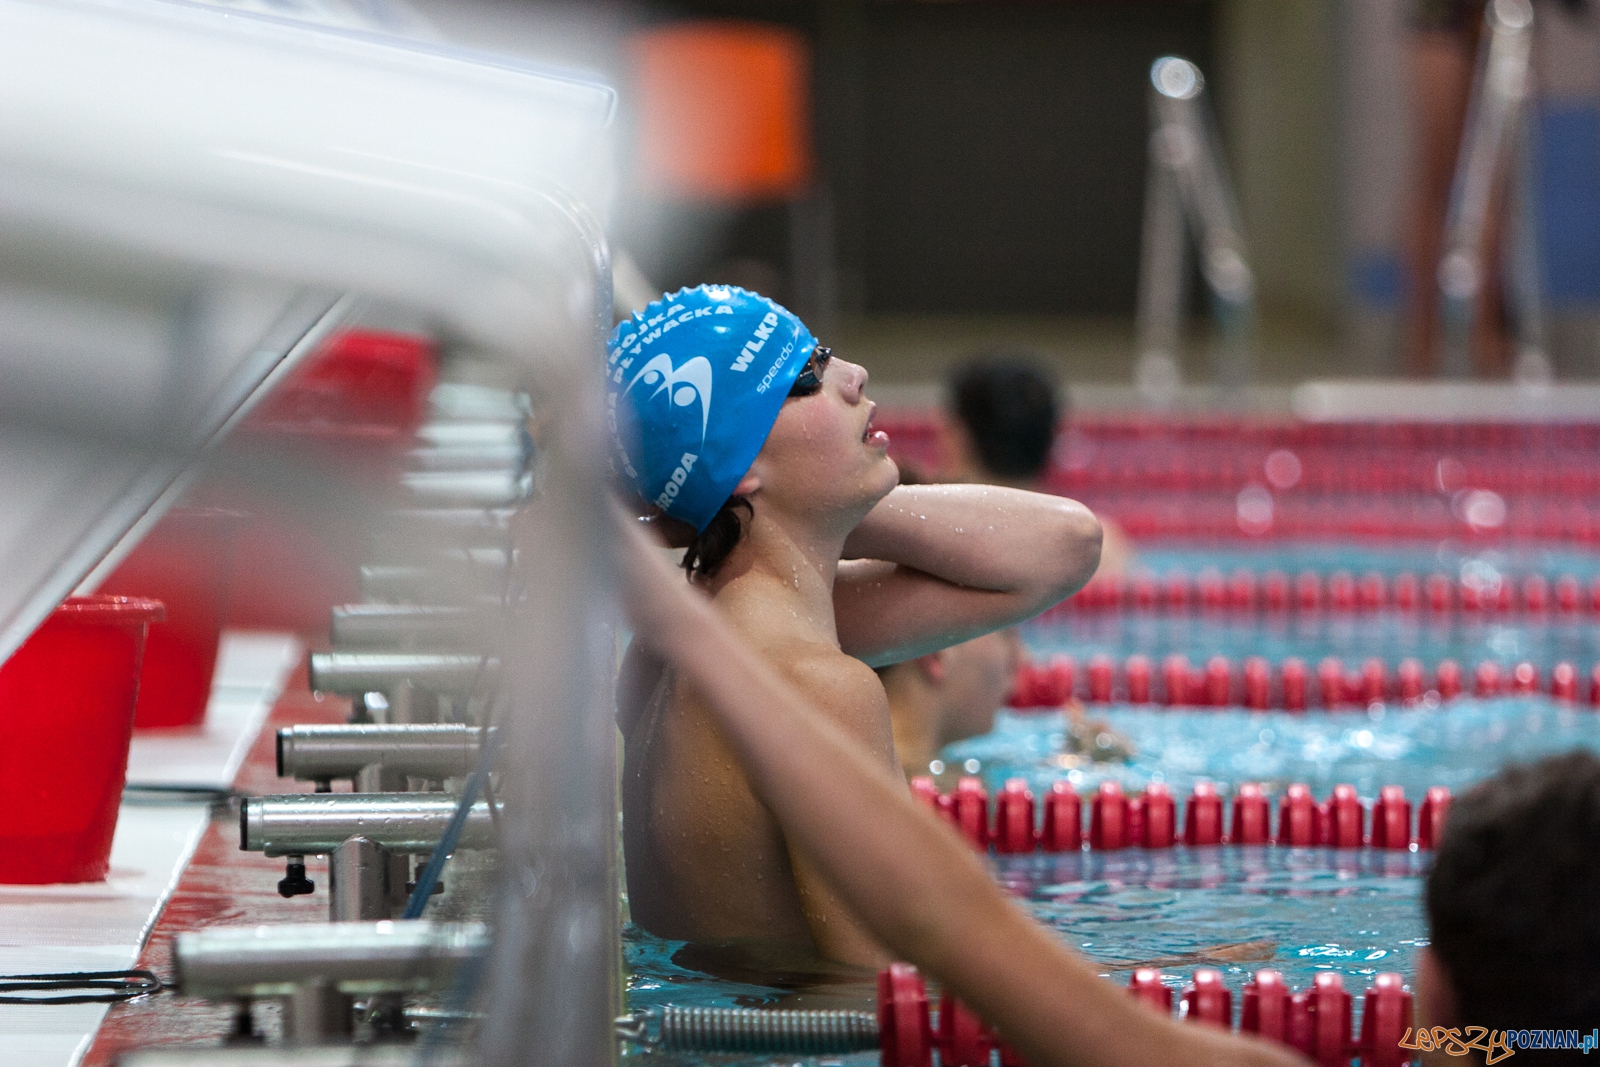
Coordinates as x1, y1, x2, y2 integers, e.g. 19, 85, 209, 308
943, 352, 1133, 574
1421, 750, 1600, 1058
609, 287, 1102, 964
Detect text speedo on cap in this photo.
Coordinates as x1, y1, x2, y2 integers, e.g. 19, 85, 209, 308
605, 286, 816, 532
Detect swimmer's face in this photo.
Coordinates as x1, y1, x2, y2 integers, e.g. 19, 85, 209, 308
743, 351, 899, 525
938, 628, 1023, 745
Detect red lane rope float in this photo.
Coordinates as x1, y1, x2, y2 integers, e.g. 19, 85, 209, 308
1008, 655, 1600, 710
877, 962, 1414, 1067
1047, 568, 1600, 618
911, 776, 1453, 854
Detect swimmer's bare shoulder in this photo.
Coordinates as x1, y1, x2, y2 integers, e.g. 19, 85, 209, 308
760, 642, 899, 966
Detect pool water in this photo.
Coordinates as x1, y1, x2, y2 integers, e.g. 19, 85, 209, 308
1134, 540, 1600, 581
945, 698, 1600, 801
1029, 613, 1600, 671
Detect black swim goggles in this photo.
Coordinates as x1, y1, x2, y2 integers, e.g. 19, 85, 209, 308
788, 346, 832, 397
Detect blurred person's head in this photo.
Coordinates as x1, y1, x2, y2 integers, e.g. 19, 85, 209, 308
944, 351, 1061, 488
879, 628, 1023, 778
1421, 751, 1600, 1052
608, 286, 897, 580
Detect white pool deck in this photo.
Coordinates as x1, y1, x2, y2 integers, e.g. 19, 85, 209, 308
0, 633, 299, 1067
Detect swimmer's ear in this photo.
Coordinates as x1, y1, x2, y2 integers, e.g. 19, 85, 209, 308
734, 469, 761, 497
915, 651, 946, 684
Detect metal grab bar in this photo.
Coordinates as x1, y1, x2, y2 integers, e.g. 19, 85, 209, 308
1134, 56, 1256, 405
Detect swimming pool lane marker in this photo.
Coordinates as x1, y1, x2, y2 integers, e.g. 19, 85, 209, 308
911, 776, 1450, 853
625, 961, 1415, 1066
1050, 567, 1600, 617
1009, 653, 1597, 710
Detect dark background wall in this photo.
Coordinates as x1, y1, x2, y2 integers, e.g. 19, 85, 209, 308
843, 2, 1213, 315
621, 1, 1216, 318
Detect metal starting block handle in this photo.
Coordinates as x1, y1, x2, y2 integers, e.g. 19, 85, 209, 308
329, 603, 482, 647
358, 562, 509, 604
400, 469, 526, 508
277, 723, 484, 783
241, 794, 496, 856
307, 651, 496, 696
405, 442, 527, 473
173, 920, 486, 999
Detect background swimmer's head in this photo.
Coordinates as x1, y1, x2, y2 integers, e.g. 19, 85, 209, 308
879, 628, 1023, 777
1422, 750, 1600, 1039
944, 351, 1061, 489
608, 286, 896, 579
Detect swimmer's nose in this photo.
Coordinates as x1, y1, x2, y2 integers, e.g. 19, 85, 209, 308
834, 357, 868, 401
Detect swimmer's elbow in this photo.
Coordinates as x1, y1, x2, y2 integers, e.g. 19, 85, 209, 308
1038, 500, 1102, 601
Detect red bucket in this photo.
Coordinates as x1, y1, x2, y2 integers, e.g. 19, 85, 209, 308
0, 595, 164, 883
101, 508, 241, 729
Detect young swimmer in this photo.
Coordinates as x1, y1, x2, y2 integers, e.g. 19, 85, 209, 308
880, 630, 1022, 780
610, 504, 1304, 1067
1421, 750, 1600, 1059
608, 287, 1103, 965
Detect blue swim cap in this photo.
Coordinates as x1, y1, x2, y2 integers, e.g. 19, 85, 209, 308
605, 286, 816, 532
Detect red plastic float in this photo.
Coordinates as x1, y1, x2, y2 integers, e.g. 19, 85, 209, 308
1357, 973, 1415, 1067
951, 777, 989, 850
1240, 969, 1290, 1041
1204, 656, 1231, 707
878, 963, 932, 1067
1317, 657, 1346, 709
1181, 967, 1232, 1027
1089, 781, 1127, 850
1325, 784, 1365, 848
1552, 661, 1578, 701
1125, 655, 1152, 704
1184, 782, 1223, 846
1040, 781, 1082, 852
935, 993, 992, 1067
1393, 572, 1419, 610
1141, 782, 1176, 848
1163, 654, 1191, 707
1277, 784, 1316, 846
1436, 660, 1463, 699
1262, 571, 1290, 610
1360, 658, 1387, 705
1510, 661, 1539, 694
1087, 654, 1114, 703
1473, 660, 1502, 697
1281, 658, 1308, 711
1417, 786, 1451, 849
993, 779, 1036, 854
1369, 786, 1411, 850
1128, 968, 1172, 1012
1396, 658, 1424, 703
1243, 657, 1271, 710
1229, 783, 1270, 844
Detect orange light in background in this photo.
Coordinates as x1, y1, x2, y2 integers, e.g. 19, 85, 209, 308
630, 21, 813, 202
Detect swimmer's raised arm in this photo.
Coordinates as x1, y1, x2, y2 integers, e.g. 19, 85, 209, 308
616, 510, 1305, 1067
834, 484, 1101, 665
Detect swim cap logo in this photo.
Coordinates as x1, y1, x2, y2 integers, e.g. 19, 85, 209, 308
730, 311, 781, 372
624, 353, 714, 444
